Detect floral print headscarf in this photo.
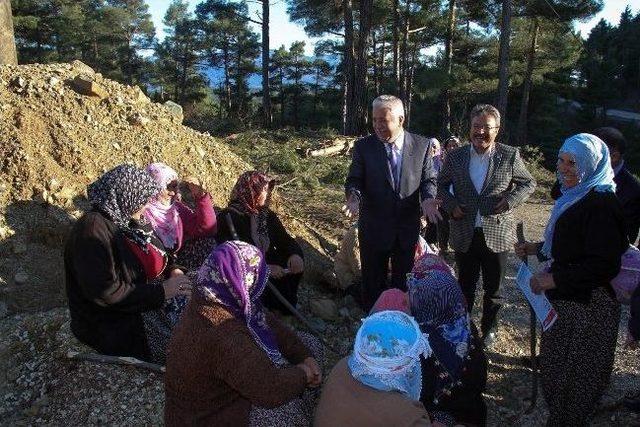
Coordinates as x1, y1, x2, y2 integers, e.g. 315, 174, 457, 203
196, 241, 282, 362
407, 269, 472, 401
348, 310, 431, 401
87, 164, 159, 248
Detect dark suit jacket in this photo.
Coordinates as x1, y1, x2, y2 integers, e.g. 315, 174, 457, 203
345, 132, 437, 251
551, 166, 640, 244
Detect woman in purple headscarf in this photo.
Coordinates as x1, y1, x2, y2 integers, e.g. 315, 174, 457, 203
165, 241, 321, 427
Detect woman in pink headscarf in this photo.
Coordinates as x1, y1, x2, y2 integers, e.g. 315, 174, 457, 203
144, 162, 218, 272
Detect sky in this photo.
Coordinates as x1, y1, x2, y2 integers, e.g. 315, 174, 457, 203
147, 0, 639, 56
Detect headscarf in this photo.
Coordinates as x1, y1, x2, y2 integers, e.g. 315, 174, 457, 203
87, 164, 159, 248
407, 269, 472, 402
196, 241, 283, 363
228, 171, 274, 253
541, 133, 616, 258
144, 162, 184, 249
370, 289, 411, 314
412, 253, 455, 277
348, 310, 432, 401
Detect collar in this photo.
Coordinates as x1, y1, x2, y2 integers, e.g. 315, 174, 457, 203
614, 160, 624, 176
383, 130, 405, 151
470, 143, 495, 159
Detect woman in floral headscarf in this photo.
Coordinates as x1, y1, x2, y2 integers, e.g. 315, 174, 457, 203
515, 133, 627, 425
315, 310, 432, 427
407, 267, 487, 427
217, 171, 305, 315
64, 164, 192, 362
165, 241, 321, 427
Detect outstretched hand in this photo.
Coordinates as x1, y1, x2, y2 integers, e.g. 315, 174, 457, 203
493, 197, 509, 214
421, 198, 442, 223
342, 193, 360, 218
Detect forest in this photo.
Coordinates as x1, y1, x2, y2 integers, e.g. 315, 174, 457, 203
5, 0, 640, 165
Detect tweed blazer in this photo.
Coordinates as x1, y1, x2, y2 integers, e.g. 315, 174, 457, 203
437, 143, 535, 253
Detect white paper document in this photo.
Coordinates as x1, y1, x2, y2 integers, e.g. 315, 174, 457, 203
515, 262, 558, 331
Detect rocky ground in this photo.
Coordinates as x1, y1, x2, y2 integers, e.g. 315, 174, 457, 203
0, 61, 638, 426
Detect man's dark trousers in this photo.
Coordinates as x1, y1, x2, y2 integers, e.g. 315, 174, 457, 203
454, 228, 507, 335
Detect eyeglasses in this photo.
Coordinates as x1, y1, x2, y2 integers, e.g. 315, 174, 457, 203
472, 125, 499, 132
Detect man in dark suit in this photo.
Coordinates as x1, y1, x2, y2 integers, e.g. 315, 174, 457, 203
343, 95, 440, 310
551, 127, 640, 246
438, 104, 536, 344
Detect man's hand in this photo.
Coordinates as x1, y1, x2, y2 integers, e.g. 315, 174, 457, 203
530, 272, 556, 295
451, 204, 466, 220
421, 198, 442, 223
342, 193, 360, 218
493, 197, 509, 214
514, 242, 539, 258
287, 254, 304, 274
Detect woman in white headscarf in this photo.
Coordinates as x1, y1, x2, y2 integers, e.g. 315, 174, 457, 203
314, 310, 433, 427
515, 133, 627, 425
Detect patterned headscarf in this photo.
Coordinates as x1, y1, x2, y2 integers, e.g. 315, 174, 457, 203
228, 171, 274, 253
541, 133, 616, 258
407, 270, 472, 402
348, 310, 431, 401
196, 241, 282, 363
412, 253, 456, 277
87, 164, 159, 247
144, 163, 184, 249
370, 289, 410, 315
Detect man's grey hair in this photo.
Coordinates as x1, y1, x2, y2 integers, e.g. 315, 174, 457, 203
372, 95, 405, 118
470, 104, 501, 126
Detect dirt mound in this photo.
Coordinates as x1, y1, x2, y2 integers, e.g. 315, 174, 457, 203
0, 61, 251, 313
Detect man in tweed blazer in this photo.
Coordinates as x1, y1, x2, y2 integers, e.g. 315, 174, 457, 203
437, 104, 535, 343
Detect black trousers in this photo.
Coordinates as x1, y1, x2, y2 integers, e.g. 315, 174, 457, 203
359, 237, 416, 312
454, 229, 507, 334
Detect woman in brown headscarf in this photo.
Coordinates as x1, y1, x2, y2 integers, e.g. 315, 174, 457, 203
216, 171, 304, 315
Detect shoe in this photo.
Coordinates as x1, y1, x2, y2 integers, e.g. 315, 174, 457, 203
624, 392, 640, 413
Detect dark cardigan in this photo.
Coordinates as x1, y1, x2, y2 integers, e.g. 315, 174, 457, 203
164, 294, 310, 427
64, 211, 165, 361
541, 190, 627, 304
216, 208, 303, 265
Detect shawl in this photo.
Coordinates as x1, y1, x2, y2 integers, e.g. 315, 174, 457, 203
87, 164, 158, 249
228, 171, 273, 253
196, 240, 282, 362
541, 133, 616, 258
144, 162, 184, 249
407, 270, 472, 402
347, 310, 431, 401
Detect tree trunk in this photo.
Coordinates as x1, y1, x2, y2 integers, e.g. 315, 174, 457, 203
496, 0, 512, 134
406, 44, 418, 128
223, 47, 231, 116
261, 0, 272, 128
516, 19, 539, 146
442, 0, 456, 134
372, 30, 378, 96
279, 71, 285, 126
342, 0, 355, 135
0, 0, 18, 65
377, 29, 386, 95
352, 0, 373, 135
392, 0, 400, 95
400, 0, 411, 102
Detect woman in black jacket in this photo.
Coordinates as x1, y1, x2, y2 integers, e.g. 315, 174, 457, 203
216, 171, 304, 315
64, 164, 192, 361
516, 133, 627, 425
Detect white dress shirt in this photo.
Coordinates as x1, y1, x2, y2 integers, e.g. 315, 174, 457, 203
469, 144, 493, 227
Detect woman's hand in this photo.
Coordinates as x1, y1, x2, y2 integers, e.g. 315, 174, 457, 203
530, 272, 555, 295
183, 175, 205, 199
169, 268, 184, 278
163, 275, 192, 300
269, 264, 286, 279
302, 357, 321, 387
514, 241, 539, 258
287, 255, 304, 275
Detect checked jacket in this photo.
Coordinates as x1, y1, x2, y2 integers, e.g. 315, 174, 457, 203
437, 143, 536, 253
